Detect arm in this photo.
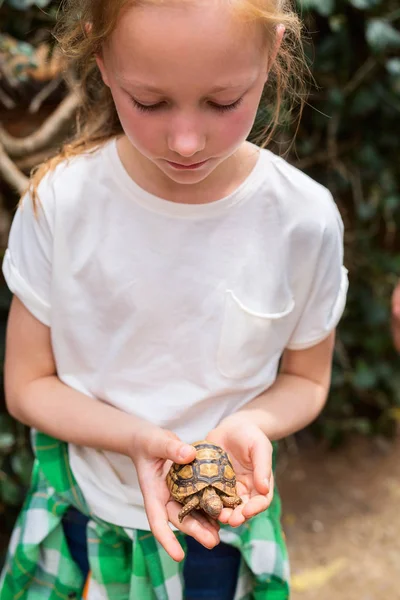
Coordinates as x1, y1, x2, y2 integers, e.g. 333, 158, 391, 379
224, 330, 335, 441
208, 332, 335, 527
5, 296, 219, 560
5, 296, 157, 455
391, 281, 400, 352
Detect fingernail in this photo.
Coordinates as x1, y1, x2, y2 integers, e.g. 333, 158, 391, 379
179, 445, 193, 459
263, 478, 270, 489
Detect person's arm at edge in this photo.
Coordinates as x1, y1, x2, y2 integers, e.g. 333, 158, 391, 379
391, 281, 400, 353
218, 331, 335, 441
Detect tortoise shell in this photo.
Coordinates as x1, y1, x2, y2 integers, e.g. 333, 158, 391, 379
167, 440, 238, 503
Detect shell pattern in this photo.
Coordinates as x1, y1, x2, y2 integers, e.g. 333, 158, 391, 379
167, 440, 238, 504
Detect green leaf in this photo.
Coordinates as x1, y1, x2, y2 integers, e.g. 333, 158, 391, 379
5, 0, 52, 7
357, 144, 383, 170
349, 418, 372, 435
350, 87, 380, 115
11, 449, 33, 485
328, 87, 345, 108
352, 361, 378, 390
0, 433, 15, 452
349, 0, 381, 8
329, 15, 347, 33
366, 20, 400, 52
0, 475, 21, 506
357, 202, 377, 221
0, 414, 13, 433
385, 195, 400, 211
386, 58, 400, 76
297, 0, 335, 17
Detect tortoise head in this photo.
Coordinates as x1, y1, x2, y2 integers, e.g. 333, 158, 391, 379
200, 486, 223, 519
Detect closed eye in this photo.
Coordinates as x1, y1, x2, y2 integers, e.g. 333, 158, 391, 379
130, 97, 244, 114
130, 98, 165, 113
208, 98, 244, 112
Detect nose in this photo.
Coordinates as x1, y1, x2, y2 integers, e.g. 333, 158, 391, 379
167, 115, 206, 157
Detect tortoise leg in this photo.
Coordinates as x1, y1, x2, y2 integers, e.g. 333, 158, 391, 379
220, 493, 242, 509
178, 494, 200, 522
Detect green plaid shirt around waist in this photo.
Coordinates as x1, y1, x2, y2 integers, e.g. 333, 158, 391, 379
0, 432, 290, 600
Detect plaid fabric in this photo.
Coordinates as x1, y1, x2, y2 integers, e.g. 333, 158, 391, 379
0, 432, 290, 600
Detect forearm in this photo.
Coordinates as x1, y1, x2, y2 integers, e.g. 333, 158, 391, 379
228, 372, 329, 441
7, 374, 152, 456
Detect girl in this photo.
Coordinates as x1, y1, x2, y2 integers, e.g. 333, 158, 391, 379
0, 0, 348, 598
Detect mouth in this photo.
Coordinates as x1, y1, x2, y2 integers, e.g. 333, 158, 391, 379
165, 159, 209, 170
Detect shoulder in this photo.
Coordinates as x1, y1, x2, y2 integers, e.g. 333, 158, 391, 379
258, 148, 343, 240
30, 139, 114, 218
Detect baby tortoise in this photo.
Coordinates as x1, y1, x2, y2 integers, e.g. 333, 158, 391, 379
166, 440, 242, 522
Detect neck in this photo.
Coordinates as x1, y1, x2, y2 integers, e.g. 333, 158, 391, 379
116, 136, 259, 204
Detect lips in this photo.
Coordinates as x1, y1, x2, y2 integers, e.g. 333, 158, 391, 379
166, 159, 209, 170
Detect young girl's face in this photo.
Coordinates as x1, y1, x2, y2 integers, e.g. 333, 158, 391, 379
97, 1, 274, 185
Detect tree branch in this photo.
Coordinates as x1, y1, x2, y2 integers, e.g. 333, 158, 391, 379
0, 87, 16, 110
0, 142, 29, 193
0, 92, 79, 157
29, 75, 63, 114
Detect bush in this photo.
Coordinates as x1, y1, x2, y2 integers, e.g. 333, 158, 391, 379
291, 0, 400, 443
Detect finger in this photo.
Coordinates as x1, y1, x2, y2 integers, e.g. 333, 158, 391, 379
170, 504, 221, 535
149, 435, 196, 464
228, 502, 246, 527
250, 437, 273, 496
167, 503, 220, 549
143, 492, 185, 562
167, 502, 220, 545
241, 495, 270, 519
241, 474, 274, 520
235, 482, 250, 502
193, 511, 221, 534
218, 507, 233, 524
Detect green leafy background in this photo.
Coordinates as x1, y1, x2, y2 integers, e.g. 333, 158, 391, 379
0, 0, 399, 563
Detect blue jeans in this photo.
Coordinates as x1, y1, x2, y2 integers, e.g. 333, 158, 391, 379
62, 507, 241, 600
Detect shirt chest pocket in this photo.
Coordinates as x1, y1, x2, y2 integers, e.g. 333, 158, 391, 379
217, 290, 295, 379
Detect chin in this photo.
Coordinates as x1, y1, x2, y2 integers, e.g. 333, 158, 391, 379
157, 162, 219, 185
162, 171, 214, 185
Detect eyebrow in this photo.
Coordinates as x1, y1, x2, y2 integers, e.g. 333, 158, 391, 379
117, 77, 252, 94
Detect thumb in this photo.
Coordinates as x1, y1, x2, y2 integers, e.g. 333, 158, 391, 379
250, 437, 273, 495
150, 434, 196, 464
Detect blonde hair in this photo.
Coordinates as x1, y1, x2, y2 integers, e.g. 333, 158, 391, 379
30, 0, 308, 201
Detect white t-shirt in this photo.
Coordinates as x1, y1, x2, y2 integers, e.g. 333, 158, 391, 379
3, 139, 348, 529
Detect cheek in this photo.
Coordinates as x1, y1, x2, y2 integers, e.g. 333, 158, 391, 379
213, 106, 257, 147
110, 90, 162, 151
122, 114, 159, 150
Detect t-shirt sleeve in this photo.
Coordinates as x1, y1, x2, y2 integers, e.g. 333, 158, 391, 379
286, 204, 348, 350
2, 184, 54, 326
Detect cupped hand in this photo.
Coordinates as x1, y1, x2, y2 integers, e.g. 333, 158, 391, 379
207, 414, 274, 528
128, 425, 220, 561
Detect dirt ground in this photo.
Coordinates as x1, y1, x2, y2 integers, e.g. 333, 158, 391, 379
277, 433, 400, 600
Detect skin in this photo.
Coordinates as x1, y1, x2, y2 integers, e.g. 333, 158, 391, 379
391, 281, 400, 352
5, 2, 336, 561
95, 1, 283, 204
